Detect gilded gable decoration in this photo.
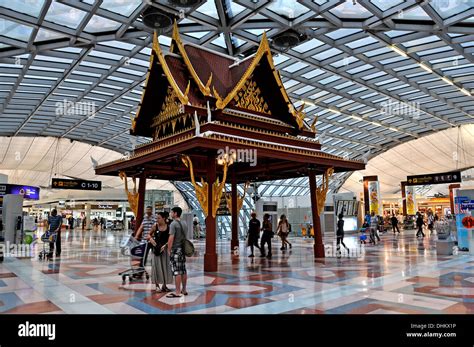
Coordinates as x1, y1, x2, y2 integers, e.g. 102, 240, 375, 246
234, 79, 271, 115
152, 86, 184, 127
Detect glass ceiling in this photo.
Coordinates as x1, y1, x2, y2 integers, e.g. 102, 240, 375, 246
0, 0, 473, 211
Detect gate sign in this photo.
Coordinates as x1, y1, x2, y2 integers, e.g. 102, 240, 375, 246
52, 178, 102, 191
406, 171, 461, 186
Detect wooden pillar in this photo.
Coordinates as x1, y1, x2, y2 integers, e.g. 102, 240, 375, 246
230, 168, 239, 252
449, 184, 460, 214
135, 172, 147, 233
309, 170, 325, 258
204, 156, 217, 272
401, 181, 407, 216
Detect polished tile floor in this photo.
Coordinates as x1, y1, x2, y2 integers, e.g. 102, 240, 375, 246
0, 227, 473, 314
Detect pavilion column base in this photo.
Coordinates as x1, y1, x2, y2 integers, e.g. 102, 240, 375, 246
313, 242, 325, 259
204, 253, 218, 272
230, 239, 239, 253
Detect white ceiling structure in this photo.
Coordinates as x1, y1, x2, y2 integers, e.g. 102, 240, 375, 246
0, 0, 473, 207
341, 124, 474, 199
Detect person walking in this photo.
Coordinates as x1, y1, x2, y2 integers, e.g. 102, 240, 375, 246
135, 206, 156, 268
369, 211, 380, 245
336, 213, 349, 256
427, 210, 435, 234
260, 214, 273, 258
247, 212, 261, 257
47, 209, 63, 258
147, 212, 173, 293
416, 212, 425, 238
277, 214, 292, 251
391, 214, 400, 234
192, 214, 200, 239
167, 207, 188, 298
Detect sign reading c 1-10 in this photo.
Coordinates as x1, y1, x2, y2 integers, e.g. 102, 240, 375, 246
406, 171, 461, 186
52, 178, 102, 191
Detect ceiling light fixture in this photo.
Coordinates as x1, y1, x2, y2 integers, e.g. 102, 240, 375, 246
441, 76, 454, 85
418, 62, 432, 73
390, 45, 408, 57
460, 88, 471, 96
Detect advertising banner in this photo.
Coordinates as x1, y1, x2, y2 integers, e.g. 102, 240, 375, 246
0, 184, 40, 201
454, 190, 474, 251
405, 185, 417, 215
368, 181, 381, 215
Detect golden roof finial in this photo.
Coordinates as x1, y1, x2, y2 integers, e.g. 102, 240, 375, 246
205, 72, 213, 90
152, 30, 159, 54
310, 115, 318, 133
170, 20, 211, 97
184, 80, 191, 98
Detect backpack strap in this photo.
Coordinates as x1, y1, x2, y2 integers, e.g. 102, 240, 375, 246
176, 220, 187, 242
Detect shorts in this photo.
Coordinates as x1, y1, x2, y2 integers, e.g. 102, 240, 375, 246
170, 248, 186, 276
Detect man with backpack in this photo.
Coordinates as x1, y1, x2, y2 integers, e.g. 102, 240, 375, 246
167, 207, 189, 298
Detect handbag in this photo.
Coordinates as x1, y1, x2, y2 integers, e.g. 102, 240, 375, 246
151, 231, 164, 256
177, 221, 195, 257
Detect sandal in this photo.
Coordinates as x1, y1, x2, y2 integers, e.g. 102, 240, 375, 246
166, 293, 182, 298
162, 287, 172, 292
182, 291, 188, 296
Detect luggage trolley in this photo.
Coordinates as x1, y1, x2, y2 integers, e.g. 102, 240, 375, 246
119, 234, 150, 284
38, 231, 57, 260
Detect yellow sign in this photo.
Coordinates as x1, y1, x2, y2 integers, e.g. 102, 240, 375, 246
406, 186, 416, 215
368, 181, 380, 215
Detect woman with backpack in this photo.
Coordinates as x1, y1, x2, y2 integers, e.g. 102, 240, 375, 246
147, 212, 173, 293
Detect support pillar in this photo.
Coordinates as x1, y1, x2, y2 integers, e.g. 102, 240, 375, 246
122, 204, 129, 231
363, 176, 379, 215
309, 170, 325, 259
401, 181, 407, 216
135, 173, 147, 233
449, 184, 460, 215
204, 156, 218, 272
230, 168, 239, 252
85, 203, 91, 230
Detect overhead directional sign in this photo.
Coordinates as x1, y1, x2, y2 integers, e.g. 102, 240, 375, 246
406, 171, 461, 186
52, 178, 102, 191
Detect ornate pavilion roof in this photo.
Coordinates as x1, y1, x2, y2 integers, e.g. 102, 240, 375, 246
130, 23, 306, 137
96, 25, 365, 182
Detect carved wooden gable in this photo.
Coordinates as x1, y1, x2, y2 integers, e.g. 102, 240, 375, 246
233, 78, 271, 115
152, 86, 190, 139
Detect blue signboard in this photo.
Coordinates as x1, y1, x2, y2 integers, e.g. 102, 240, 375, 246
0, 184, 40, 200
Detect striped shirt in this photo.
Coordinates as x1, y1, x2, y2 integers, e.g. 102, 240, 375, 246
370, 216, 379, 230
140, 214, 156, 239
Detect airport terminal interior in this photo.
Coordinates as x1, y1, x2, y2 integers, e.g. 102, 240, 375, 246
0, 0, 474, 316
